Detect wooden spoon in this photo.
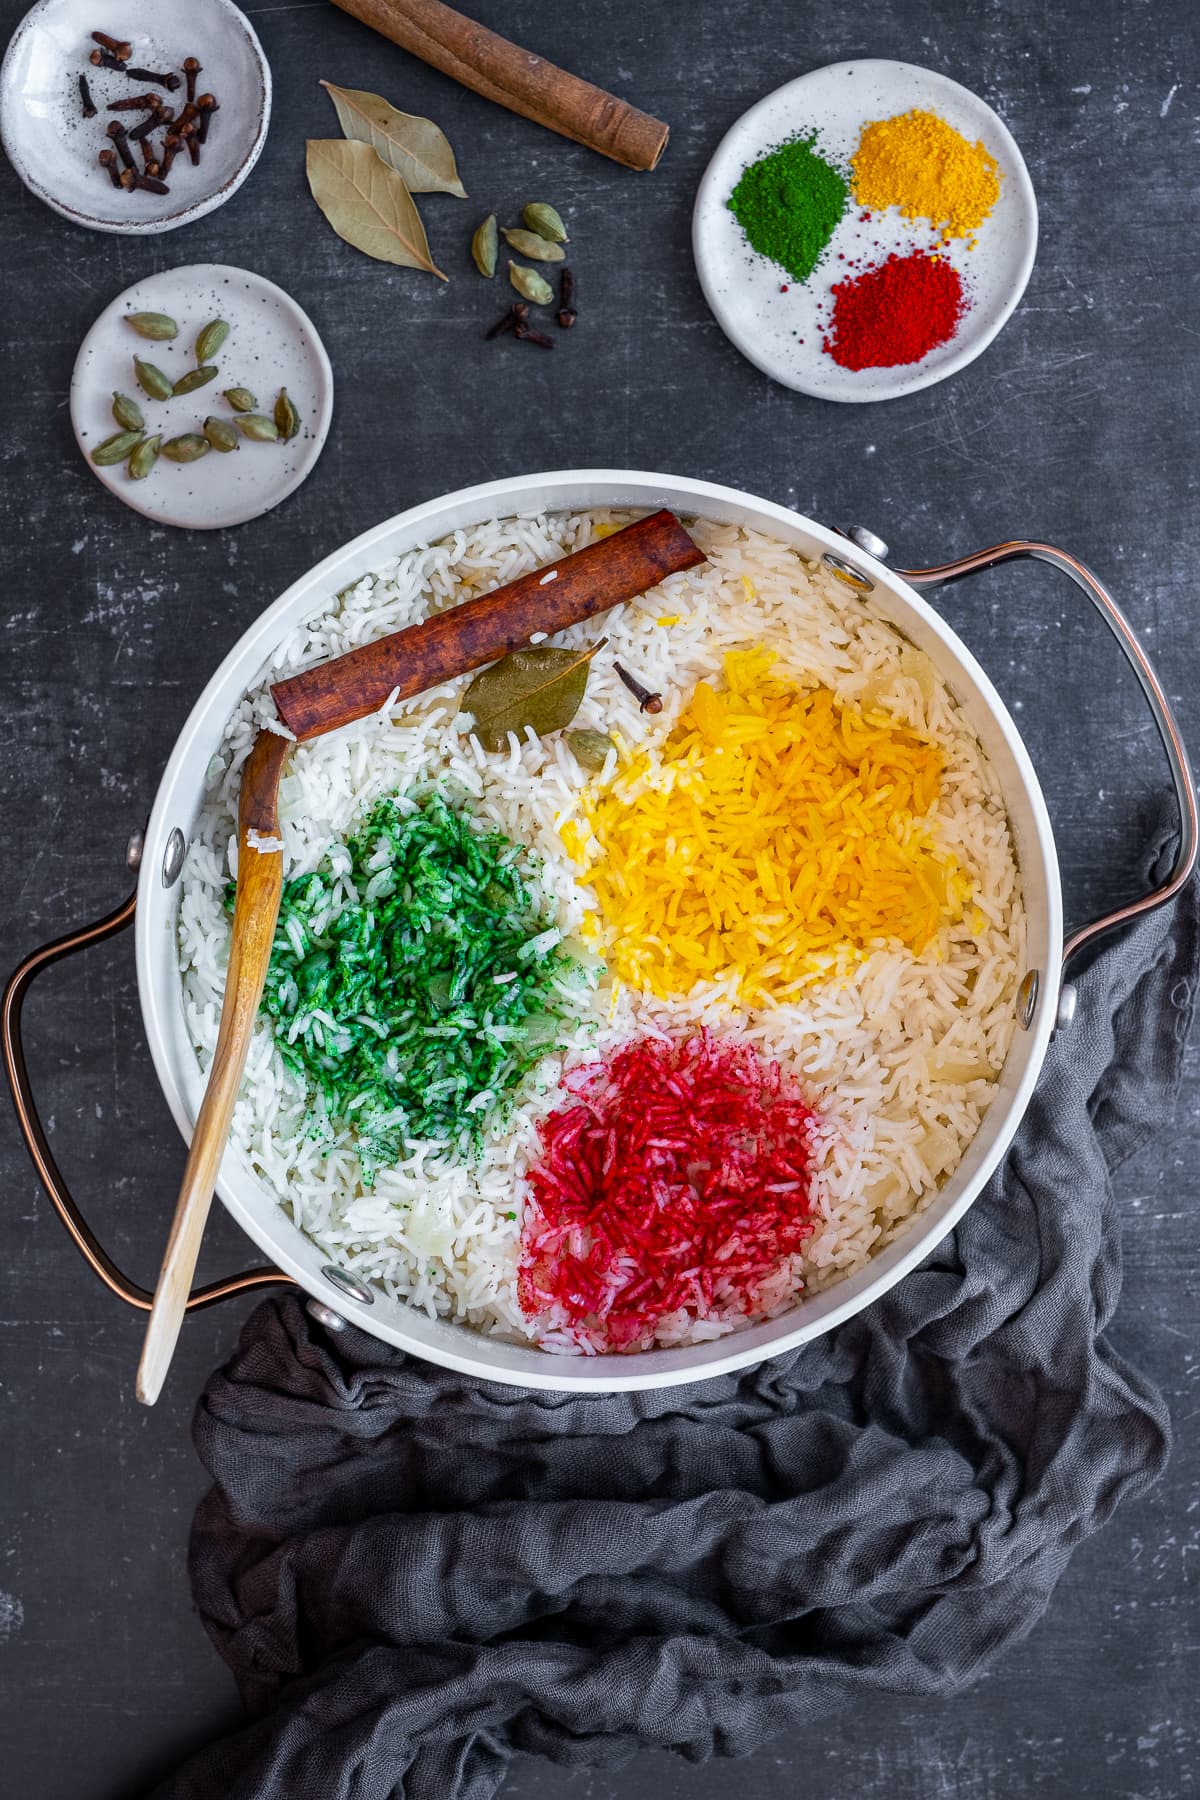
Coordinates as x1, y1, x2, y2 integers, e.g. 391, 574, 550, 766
135, 511, 704, 1403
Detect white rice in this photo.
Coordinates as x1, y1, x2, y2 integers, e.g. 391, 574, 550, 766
178, 511, 1025, 1354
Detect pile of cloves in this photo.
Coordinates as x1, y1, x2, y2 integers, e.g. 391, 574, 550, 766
485, 267, 576, 349
80, 31, 219, 198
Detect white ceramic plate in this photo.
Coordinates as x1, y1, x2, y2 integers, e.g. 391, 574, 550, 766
693, 60, 1038, 402
0, 0, 270, 233
70, 264, 334, 529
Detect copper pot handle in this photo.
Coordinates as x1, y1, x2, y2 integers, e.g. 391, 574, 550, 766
2, 873, 293, 1313
827, 532, 1197, 979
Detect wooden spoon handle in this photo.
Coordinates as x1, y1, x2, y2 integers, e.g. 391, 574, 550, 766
135, 731, 289, 1405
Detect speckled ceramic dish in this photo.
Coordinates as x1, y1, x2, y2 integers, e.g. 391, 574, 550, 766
692, 60, 1038, 402
70, 265, 333, 529
0, 0, 270, 233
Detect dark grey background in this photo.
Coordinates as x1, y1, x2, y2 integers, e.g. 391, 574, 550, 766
1, 0, 1197, 1795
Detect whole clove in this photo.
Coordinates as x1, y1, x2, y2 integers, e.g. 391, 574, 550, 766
91, 31, 131, 58
138, 137, 158, 169
158, 135, 179, 177
107, 93, 162, 111
514, 321, 555, 349
485, 301, 529, 340
79, 74, 97, 117
183, 56, 201, 104
98, 147, 122, 187
557, 266, 577, 329
185, 131, 200, 166
613, 660, 663, 714
89, 48, 125, 71
196, 93, 218, 145
132, 171, 170, 194
124, 67, 181, 90
106, 119, 136, 170
126, 109, 164, 141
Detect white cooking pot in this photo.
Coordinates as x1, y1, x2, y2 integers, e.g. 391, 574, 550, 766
6, 472, 1195, 1391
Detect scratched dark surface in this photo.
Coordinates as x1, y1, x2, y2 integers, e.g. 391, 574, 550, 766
1, 0, 1197, 1795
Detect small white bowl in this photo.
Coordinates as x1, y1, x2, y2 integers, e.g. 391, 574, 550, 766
693, 60, 1038, 402
0, 0, 270, 233
71, 263, 333, 529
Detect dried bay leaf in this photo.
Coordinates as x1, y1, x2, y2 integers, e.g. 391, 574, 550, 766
306, 139, 448, 279
463, 642, 604, 752
319, 81, 467, 197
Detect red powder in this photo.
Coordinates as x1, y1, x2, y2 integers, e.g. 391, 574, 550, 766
823, 251, 966, 370
518, 1033, 818, 1353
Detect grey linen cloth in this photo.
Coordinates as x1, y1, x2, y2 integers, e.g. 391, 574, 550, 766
155, 827, 1198, 1800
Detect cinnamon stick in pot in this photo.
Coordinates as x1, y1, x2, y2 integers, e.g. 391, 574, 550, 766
324, 0, 670, 171
272, 509, 704, 740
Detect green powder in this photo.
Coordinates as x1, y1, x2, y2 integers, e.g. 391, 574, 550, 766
727, 135, 848, 283
255, 790, 584, 1174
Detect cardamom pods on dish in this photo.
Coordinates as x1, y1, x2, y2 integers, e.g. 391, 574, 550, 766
161, 433, 210, 463
566, 728, 616, 772
237, 413, 280, 442
172, 365, 218, 396
203, 416, 240, 453
194, 319, 230, 363
127, 434, 162, 479
111, 391, 144, 432
133, 357, 173, 401
92, 429, 145, 466
501, 228, 565, 263
522, 202, 568, 245
274, 388, 300, 442
223, 387, 257, 413
472, 212, 498, 277
508, 262, 554, 306
125, 311, 178, 340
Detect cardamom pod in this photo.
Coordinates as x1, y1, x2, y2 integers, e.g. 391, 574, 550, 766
127, 434, 162, 480
237, 413, 280, 443
172, 365, 218, 396
522, 202, 568, 245
501, 228, 565, 263
111, 391, 144, 432
162, 433, 210, 463
203, 416, 240, 453
274, 388, 300, 442
566, 728, 616, 772
508, 262, 554, 306
194, 319, 230, 364
223, 387, 257, 413
125, 311, 178, 340
92, 429, 145, 466
471, 212, 498, 277
133, 356, 173, 401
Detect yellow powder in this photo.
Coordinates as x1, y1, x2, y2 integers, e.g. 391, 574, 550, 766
851, 109, 1001, 246
569, 650, 967, 1002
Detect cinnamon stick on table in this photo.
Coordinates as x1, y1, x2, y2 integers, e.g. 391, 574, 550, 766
272, 510, 704, 740
325, 0, 669, 171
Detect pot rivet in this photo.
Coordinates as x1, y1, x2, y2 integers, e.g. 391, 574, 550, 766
1056, 982, 1078, 1032
821, 551, 875, 595
306, 1299, 349, 1334
321, 1264, 376, 1305
161, 827, 186, 888
846, 525, 889, 562
1016, 969, 1040, 1030
126, 828, 145, 872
